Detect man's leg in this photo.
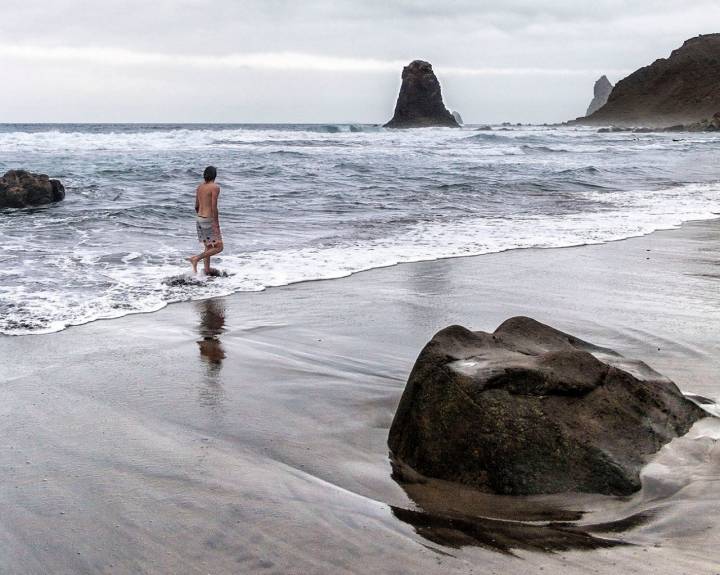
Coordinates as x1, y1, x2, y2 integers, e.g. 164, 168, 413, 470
189, 241, 211, 273
188, 249, 202, 273
203, 241, 224, 273
189, 237, 223, 274
204, 251, 212, 274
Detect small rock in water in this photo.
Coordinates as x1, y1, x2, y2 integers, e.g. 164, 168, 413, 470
205, 268, 229, 278
163, 274, 205, 287
0, 169, 65, 209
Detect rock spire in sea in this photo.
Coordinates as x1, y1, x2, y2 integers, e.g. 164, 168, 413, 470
384, 60, 459, 128
586, 75, 613, 116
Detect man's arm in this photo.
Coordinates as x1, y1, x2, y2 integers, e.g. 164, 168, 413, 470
195, 187, 199, 213
211, 185, 220, 223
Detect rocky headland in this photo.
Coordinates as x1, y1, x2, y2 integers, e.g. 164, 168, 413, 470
384, 60, 460, 129
388, 317, 705, 496
0, 169, 65, 209
576, 34, 720, 128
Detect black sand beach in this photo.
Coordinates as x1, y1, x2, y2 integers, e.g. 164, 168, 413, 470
1, 220, 719, 574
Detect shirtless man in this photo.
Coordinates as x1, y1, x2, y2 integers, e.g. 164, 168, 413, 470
189, 166, 223, 274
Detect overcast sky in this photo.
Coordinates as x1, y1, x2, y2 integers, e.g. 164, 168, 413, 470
1, 0, 718, 123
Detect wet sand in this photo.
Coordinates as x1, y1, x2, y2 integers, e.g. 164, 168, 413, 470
1, 219, 719, 574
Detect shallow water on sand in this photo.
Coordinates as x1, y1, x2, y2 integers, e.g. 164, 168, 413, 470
1, 123, 720, 334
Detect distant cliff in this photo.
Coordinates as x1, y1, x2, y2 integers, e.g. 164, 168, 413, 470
586, 75, 613, 116
579, 34, 720, 127
385, 60, 459, 128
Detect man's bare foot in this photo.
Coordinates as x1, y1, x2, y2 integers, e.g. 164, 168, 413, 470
188, 256, 200, 273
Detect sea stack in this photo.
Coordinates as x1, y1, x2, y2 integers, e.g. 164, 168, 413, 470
388, 317, 705, 496
384, 60, 460, 128
585, 75, 613, 116
579, 34, 720, 127
0, 170, 65, 209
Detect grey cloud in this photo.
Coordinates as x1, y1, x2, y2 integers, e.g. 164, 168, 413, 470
1, 1, 718, 122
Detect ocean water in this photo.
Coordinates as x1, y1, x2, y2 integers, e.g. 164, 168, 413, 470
1, 123, 719, 336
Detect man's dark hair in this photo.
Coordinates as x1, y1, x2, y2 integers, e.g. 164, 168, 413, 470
203, 166, 217, 182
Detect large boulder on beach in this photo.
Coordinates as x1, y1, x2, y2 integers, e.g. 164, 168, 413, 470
577, 34, 720, 127
0, 170, 65, 209
585, 75, 613, 116
388, 317, 706, 496
384, 60, 459, 129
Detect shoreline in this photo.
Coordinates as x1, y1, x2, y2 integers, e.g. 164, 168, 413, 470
1, 217, 719, 573
4, 121, 720, 339
6, 213, 720, 338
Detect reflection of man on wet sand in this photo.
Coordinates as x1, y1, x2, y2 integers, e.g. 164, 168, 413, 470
189, 166, 223, 275
196, 298, 227, 411
198, 335, 226, 365
197, 298, 226, 368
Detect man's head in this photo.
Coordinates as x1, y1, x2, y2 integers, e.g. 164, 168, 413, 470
203, 166, 217, 182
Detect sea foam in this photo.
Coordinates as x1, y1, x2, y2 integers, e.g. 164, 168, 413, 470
1, 124, 719, 335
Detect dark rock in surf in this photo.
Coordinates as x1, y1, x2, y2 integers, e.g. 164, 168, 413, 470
597, 112, 720, 133
205, 268, 229, 278
586, 75, 613, 116
685, 111, 720, 131
451, 110, 464, 126
388, 317, 705, 496
711, 111, 720, 129
0, 170, 65, 209
384, 60, 459, 129
577, 34, 720, 127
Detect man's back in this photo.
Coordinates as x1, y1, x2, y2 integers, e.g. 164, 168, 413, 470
196, 182, 219, 218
